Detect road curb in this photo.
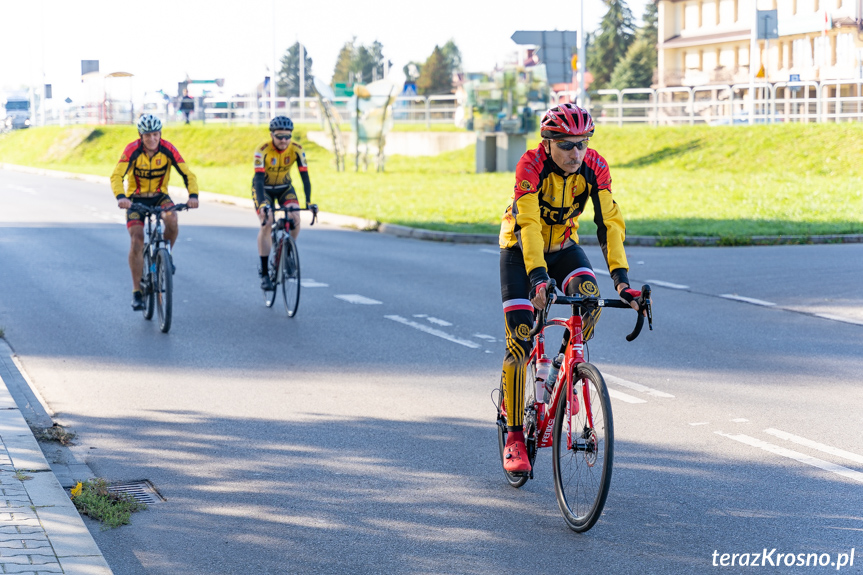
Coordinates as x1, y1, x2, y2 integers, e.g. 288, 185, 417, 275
0, 341, 113, 575
3, 163, 862, 246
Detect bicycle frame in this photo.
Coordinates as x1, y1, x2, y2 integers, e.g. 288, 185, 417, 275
530, 313, 591, 452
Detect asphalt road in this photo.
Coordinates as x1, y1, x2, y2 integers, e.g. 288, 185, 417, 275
1, 170, 861, 574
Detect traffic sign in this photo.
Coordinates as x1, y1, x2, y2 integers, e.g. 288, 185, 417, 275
511, 30, 578, 85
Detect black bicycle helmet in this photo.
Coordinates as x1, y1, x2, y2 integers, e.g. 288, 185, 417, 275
269, 116, 294, 131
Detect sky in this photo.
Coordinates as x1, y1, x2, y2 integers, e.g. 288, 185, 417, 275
0, 0, 650, 103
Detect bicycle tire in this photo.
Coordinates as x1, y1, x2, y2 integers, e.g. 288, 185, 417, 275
280, 235, 300, 317
263, 242, 278, 308
496, 356, 538, 488
155, 248, 173, 333
552, 362, 613, 532
141, 250, 155, 321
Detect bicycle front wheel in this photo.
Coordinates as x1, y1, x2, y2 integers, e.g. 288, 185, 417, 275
155, 248, 173, 333
141, 250, 155, 321
552, 362, 613, 532
280, 235, 300, 317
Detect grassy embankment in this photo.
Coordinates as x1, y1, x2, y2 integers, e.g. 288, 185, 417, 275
1, 122, 862, 239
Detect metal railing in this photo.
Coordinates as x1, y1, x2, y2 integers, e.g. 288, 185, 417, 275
592, 79, 863, 125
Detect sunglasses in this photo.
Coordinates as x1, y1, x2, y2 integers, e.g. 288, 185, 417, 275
554, 139, 589, 151
273, 134, 292, 141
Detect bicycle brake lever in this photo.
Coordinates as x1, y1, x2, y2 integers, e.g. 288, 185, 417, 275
641, 284, 653, 331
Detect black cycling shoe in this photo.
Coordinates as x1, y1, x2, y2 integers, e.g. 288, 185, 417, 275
260, 275, 275, 291
131, 291, 145, 311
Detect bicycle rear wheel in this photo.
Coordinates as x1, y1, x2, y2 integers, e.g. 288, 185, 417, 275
155, 248, 173, 333
552, 362, 613, 532
496, 358, 537, 488
141, 250, 155, 320
263, 244, 278, 308
280, 235, 300, 317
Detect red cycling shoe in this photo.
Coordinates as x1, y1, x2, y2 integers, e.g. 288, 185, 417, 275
503, 438, 532, 474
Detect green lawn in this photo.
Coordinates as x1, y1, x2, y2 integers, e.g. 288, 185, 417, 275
2, 123, 861, 238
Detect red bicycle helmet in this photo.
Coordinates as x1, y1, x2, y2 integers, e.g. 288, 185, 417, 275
540, 103, 595, 139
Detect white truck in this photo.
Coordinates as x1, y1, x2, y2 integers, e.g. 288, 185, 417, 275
1, 91, 32, 130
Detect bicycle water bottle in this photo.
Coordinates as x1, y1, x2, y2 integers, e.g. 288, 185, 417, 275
535, 355, 551, 403
544, 354, 564, 402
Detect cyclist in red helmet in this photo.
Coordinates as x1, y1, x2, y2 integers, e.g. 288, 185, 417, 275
498, 103, 643, 474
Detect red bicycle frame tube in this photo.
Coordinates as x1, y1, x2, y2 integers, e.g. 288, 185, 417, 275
533, 313, 591, 450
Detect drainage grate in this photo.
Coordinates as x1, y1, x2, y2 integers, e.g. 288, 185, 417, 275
106, 480, 166, 504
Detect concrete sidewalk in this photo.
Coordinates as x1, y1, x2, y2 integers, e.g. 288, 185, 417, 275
0, 340, 112, 575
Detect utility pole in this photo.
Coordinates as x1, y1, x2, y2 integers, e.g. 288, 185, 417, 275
271, 0, 277, 120
579, 0, 586, 106
299, 42, 305, 121
749, 0, 757, 124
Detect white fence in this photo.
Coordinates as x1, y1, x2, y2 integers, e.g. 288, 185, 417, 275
589, 79, 863, 126
27, 79, 863, 128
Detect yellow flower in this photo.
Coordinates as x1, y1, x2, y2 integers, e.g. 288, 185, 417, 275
70, 482, 82, 498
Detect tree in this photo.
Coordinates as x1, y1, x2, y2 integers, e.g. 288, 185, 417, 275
278, 42, 316, 98
332, 38, 357, 85
587, 0, 636, 90
416, 45, 452, 95
331, 38, 392, 85
609, 2, 658, 91
441, 39, 463, 75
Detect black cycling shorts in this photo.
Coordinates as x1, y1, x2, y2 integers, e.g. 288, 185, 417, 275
126, 193, 174, 229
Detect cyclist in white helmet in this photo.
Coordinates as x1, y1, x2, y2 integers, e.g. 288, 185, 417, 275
110, 114, 199, 310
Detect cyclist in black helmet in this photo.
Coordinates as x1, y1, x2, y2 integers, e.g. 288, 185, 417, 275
252, 115, 311, 290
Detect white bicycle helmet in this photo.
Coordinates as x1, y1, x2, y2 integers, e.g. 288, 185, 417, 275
137, 114, 163, 135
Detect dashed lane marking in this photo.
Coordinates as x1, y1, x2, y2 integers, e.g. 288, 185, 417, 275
604, 374, 675, 398
301, 279, 329, 288
715, 431, 863, 484
412, 314, 453, 326
764, 428, 863, 465
607, 388, 647, 404
473, 333, 497, 342
334, 294, 382, 305
384, 315, 481, 349
718, 294, 776, 307
646, 279, 689, 290
479, 248, 499, 255
813, 313, 863, 327
731, 418, 749, 423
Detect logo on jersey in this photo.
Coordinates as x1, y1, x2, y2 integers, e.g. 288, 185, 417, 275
518, 180, 531, 191
254, 157, 264, 168
515, 324, 531, 341
271, 158, 277, 166
155, 159, 161, 166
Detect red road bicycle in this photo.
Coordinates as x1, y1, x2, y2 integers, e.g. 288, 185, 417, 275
493, 279, 652, 532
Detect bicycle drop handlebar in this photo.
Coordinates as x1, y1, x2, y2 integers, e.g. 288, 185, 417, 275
529, 279, 653, 342
260, 204, 319, 227
128, 202, 189, 216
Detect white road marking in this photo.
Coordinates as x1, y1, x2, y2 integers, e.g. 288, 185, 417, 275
719, 294, 776, 307
604, 374, 675, 398
715, 432, 863, 484
425, 317, 452, 326
607, 388, 647, 404
594, 269, 610, 276
334, 294, 382, 305
301, 279, 329, 288
764, 428, 863, 465
813, 313, 863, 327
384, 315, 481, 349
7, 184, 36, 194
479, 248, 498, 255
690, 422, 710, 426
646, 279, 690, 290
473, 333, 497, 342
731, 418, 749, 423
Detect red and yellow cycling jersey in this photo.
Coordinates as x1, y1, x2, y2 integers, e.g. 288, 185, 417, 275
252, 140, 310, 207
253, 140, 307, 187
110, 139, 198, 199
499, 144, 629, 287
